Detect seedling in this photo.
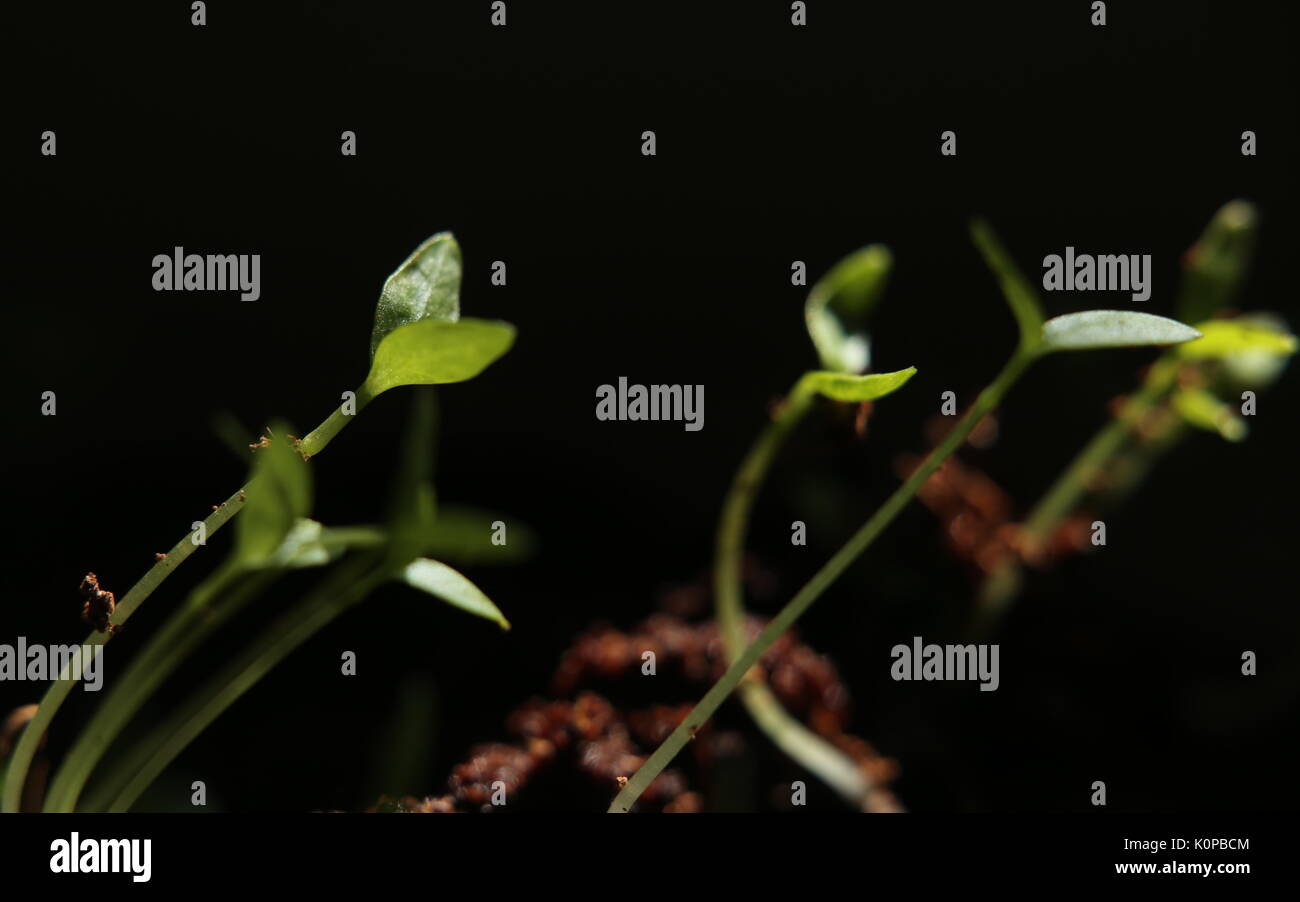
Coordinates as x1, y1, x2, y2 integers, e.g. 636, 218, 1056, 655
3, 234, 524, 813
611, 205, 1293, 812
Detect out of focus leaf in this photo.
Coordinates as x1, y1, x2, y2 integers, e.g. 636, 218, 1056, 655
1040, 311, 1201, 352
970, 219, 1045, 350
234, 424, 311, 567
401, 558, 509, 630
1177, 319, 1297, 360
420, 506, 537, 564
805, 245, 892, 373
1173, 388, 1247, 442
1177, 201, 1258, 324
797, 367, 917, 402
263, 519, 386, 569
1215, 314, 1296, 387
264, 519, 336, 569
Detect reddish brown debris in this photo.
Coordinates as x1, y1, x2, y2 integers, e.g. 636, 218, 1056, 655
0, 705, 40, 759
663, 791, 704, 813
2, 705, 48, 812
899, 448, 1095, 575
854, 400, 875, 439
79, 573, 118, 635
389, 600, 900, 813
550, 614, 851, 734
924, 409, 999, 450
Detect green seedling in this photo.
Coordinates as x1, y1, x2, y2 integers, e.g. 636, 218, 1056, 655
613, 219, 1212, 813
4, 235, 522, 813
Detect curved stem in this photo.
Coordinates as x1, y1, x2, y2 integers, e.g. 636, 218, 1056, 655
714, 382, 882, 808
610, 348, 1036, 811
297, 389, 372, 459
86, 556, 386, 813
42, 567, 278, 812
3, 397, 365, 813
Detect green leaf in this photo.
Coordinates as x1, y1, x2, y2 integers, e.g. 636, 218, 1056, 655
370, 233, 462, 360
234, 424, 312, 567
1172, 388, 1247, 442
797, 366, 917, 402
1040, 310, 1201, 352
262, 520, 397, 570
804, 245, 892, 374
1209, 314, 1296, 387
970, 219, 1045, 350
363, 319, 516, 397
400, 558, 510, 630
1177, 201, 1258, 324
420, 506, 537, 565
1177, 319, 1297, 360
264, 519, 346, 569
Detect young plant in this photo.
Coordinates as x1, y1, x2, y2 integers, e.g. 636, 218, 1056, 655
716, 246, 915, 810
3, 234, 520, 813
973, 201, 1296, 634
611, 221, 1203, 812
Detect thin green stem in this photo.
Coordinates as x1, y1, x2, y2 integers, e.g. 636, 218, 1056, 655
974, 356, 1181, 631
42, 567, 279, 812
1021, 358, 1179, 550
715, 382, 815, 660
610, 347, 1036, 812
3, 397, 366, 813
1, 485, 246, 813
85, 555, 387, 813
714, 381, 883, 808
297, 389, 372, 459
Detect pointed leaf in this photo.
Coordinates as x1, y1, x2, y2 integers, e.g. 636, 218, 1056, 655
234, 423, 311, 567
797, 366, 917, 402
1040, 310, 1201, 352
400, 558, 510, 630
1177, 319, 1297, 360
970, 219, 1045, 349
363, 319, 515, 397
1177, 201, 1258, 324
804, 245, 892, 373
370, 233, 462, 360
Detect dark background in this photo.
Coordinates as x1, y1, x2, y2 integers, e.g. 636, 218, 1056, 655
4, 1, 1297, 812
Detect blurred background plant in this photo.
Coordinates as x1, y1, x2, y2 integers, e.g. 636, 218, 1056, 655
917, 201, 1296, 636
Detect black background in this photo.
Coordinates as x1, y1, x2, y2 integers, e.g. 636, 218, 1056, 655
4, 1, 1298, 813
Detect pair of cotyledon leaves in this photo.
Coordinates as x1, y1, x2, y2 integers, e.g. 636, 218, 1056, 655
234, 234, 519, 629
801, 218, 1293, 409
